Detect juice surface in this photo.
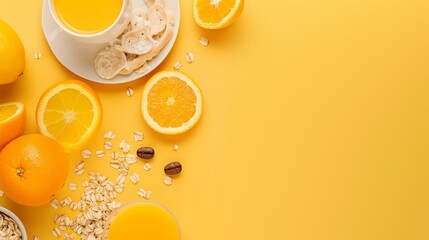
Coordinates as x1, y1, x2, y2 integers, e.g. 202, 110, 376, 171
107, 202, 180, 240
53, 0, 123, 34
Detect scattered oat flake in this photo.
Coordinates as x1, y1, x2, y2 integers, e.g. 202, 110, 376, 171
81, 149, 91, 159
74, 160, 84, 175
163, 175, 172, 186
116, 173, 126, 185
34, 52, 42, 59
104, 141, 113, 150
185, 52, 194, 63
130, 172, 140, 184
0, 190, 3, 197
52, 227, 61, 237
60, 197, 72, 207
50, 198, 60, 209
32, 236, 39, 240
133, 131, 144, 142
96, 150, 105, 158
111, 151, 119, 160
199, 36, 209, 46
110, 160, 120, 169
122, 144, 131, 153
69, 183, 78, 191
174, 61, 182, 70
126, 154, 137, 164
143, 162, 152, 171
137, 188, 151, 199
126, 87, 134, 97
173, 143, 179, 151
104, 130, 116, 140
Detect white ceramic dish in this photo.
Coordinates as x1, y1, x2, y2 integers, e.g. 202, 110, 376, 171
0, 206, 28, 240
41, 0, 180, 84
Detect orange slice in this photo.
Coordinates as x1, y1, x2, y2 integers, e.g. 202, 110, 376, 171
0, 102, 25, 150
141, 71, 203, 134
193, 0, 244, 29
36, 80, 102, 152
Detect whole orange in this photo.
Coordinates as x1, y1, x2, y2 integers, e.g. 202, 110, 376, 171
0, 134, 68, 206
0, 19, 25, 85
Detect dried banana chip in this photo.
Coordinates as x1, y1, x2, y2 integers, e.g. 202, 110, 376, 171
119, 55, 147, 75
166, 10, 176, 26
148, 4, 167, 36
94, 46, 126, 79
145, 21, 174, 61
131, 8, 148, 29
119, 28, 154, 55
121, 22, 173, 75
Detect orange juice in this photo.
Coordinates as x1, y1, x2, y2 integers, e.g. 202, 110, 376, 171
105, 201, 181, 240
52, 0, 123, 34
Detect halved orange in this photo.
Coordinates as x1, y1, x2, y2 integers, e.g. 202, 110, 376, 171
141, 71, 203, 134
0, 102, 25, 150
193, 0, 244, 29
36, 80, 102, 152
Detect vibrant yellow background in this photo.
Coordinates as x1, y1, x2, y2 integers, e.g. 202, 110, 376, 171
1, 0, 429, 239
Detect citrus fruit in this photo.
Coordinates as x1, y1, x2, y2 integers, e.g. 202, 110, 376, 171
141, 70, 203, 135
0, 102, 25, 150
36, 80, 102, 152
0, 19, 25, 85
193, 0, 244, 29
0, 134, 68, 206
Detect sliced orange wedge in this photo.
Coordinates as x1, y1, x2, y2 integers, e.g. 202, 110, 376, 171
36, 80, 102, 152
141, 71, 203, 134
0, 102, 25, 150
193, 0, 244, 29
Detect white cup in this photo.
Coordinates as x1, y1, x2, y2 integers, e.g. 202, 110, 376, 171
48, 0, 132, 44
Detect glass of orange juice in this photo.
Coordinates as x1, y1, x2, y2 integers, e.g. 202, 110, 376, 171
47, 0, 132, 44
103, 200, 181, 240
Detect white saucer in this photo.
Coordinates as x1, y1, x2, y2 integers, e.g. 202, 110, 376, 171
41, 0, 180, 84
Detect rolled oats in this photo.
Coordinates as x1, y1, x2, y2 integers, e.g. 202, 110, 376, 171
173, 143, 179, 151
50, 198, 60, 209
103, 130, 116, 140
133, 131, 144, 142
34, 52, 42, 59
0, 212, 23, 239
111, 151, 119, 160
185, 52, 194, 63
163, 175, 172, 186
81, 149, 91, 159
74, 160, 85, 175
52, 227, 61, 237
199, 36, 209, 46
95, 150, 105, 158
104, 141, 113, 150
174, 61, 182, 70
60, 197, 72, 207
143, 162, 152, 171
69, 183, 78, 191
126, 87, 134, 97
130, 172, 140, 184
119, 140, 131, 153
125, 154, 137, 164
137, 188, 151, 199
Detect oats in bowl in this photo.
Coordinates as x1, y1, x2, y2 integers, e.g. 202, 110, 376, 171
0, 206, 27, 240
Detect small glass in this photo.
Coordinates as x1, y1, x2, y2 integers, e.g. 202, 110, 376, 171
102, 200, 181, 240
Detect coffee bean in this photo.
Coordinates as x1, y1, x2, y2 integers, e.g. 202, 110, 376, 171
164, 162, 182, 175
136, 147, 155, 159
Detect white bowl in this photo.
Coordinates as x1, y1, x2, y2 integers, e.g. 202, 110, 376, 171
0, 206, 28, 240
